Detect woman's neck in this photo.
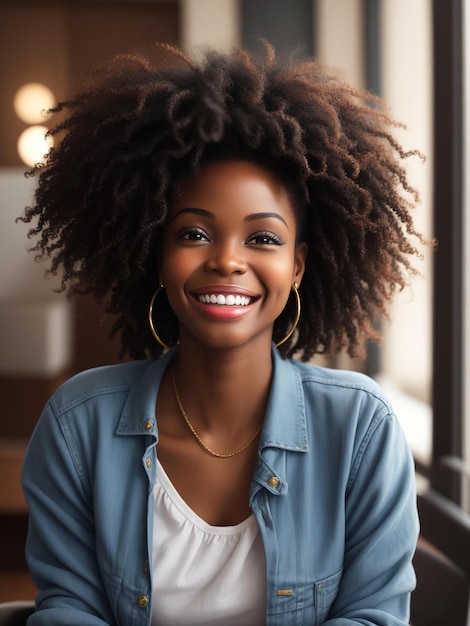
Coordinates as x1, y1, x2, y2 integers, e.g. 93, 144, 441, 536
171, 340, 274, 437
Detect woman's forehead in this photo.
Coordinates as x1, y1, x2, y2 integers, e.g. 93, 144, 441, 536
169, 159, 296, 221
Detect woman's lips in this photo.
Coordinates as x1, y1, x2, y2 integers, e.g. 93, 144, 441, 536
190, 287, 260, 319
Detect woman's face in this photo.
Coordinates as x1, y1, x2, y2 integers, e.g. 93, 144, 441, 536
160, 160, 307, 352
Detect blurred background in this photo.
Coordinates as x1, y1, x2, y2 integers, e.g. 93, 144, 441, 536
0, 0, 468, 619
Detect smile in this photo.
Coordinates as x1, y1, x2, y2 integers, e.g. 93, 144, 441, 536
197, 294, 252, 306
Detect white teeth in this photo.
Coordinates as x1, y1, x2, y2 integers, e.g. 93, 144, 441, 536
198, 294, 252, 306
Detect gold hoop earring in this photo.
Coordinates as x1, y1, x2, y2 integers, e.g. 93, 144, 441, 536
274, 282, 301, 348
148, 284, 178, 352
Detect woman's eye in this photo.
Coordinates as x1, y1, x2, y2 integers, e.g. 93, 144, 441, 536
178, 228, 209, 242
247, 231, 283, 246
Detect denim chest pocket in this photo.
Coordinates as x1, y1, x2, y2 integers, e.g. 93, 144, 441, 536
268, 568, 342, 626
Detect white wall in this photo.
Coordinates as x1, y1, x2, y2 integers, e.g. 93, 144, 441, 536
180, 0, 241, 56
379, 0, 433, 404
0, 168, 61, 299
316, 0, 365, 88
0, 168, 72, 376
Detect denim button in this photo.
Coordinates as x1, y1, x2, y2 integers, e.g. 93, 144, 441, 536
138, 595, 149, 608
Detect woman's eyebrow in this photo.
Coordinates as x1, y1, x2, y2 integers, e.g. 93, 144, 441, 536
244, 212, 289, 227
170, 208, 289, 227
170, 207, 214, 221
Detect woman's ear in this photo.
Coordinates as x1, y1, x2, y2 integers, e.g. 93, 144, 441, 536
293, 242, 308, 286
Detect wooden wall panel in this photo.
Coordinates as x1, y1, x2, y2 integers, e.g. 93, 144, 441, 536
0, 5, 68, 166
0, 1, 180, 166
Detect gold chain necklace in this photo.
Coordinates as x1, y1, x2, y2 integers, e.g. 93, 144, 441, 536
171, 372, 262, 459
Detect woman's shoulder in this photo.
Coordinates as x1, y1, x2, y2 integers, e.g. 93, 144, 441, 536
48, 359, 157, 416
289, 356, 381, 389
285, 359, 405, 463
288, 357, 392, 411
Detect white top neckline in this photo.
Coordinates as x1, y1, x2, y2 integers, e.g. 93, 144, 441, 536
156, 460, 257, 535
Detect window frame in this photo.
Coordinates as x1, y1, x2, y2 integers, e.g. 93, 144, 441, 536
428, 0, 465, 504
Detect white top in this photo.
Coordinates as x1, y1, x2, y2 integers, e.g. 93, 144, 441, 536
151, 461, 266, 625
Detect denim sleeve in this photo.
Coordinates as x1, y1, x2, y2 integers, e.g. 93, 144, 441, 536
22, 401, 116, 626
324, 410, 419, 625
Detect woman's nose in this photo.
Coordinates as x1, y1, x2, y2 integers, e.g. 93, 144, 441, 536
204, 241, 248, 275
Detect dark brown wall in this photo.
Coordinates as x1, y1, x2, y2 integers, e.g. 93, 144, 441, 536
0, 1, 180, 166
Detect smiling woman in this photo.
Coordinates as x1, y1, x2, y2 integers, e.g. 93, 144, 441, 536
18, 42, 427, 625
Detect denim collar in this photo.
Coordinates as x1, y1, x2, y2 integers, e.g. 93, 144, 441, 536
116, 349, 308, 456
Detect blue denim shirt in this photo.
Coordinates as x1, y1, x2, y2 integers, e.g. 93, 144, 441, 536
22, 349, 418, 625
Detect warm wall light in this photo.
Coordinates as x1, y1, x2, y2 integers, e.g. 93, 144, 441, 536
13, 82, 55, 124
17, 125, 53, 168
